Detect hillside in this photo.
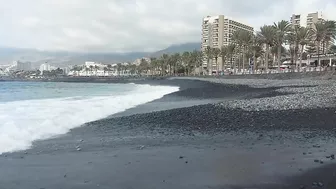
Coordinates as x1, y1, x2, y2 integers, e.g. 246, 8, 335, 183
150, 42, 200, 57
0, 42, 200, 67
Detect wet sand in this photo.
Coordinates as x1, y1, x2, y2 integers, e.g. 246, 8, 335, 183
1, 78, 336, 189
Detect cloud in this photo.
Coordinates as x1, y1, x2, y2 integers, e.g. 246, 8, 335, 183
0, 0, 335, 52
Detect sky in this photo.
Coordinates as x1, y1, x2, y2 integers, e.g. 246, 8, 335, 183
0, 0, 335, 53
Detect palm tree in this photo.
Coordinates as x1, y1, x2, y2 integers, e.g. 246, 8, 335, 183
94, 65, 99, 76
103, 67, 108, 76
258, 25, 276, 72
181, 51, 190, 75
273, 20, 291, 71
116, 63, 122, 76
329, 45, 336, 53
250, 34, 263, 73
295, 26, 312, 70
220, 46, 228, 72
85, 67, 90, 76
322, 20, 336, 54
191, 50, 203, 75
150, 57, 159, 76
227, 43, 236, 72
161, 54, 169, 76
204, 46, 213, 75
212, 48, 221, 75
232, 30, 243, 72
139, 58, 149, 75
89, 65, 94, 75
311, 22, 327, 67
239, 30, 253, 73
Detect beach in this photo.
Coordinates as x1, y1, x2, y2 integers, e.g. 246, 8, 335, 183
1, 75, 336, 189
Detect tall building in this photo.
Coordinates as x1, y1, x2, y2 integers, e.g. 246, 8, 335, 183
290, 11, 329, 53
290, 14, 301, 28
290, 12, 323, 28
201, 15, 254, 73
306, 12, 323, 29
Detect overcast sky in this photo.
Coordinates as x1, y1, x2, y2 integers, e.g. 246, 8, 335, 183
0, 0, 335, 52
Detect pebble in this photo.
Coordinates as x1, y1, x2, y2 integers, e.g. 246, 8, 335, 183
185, 161, 188, 164
179, 156, 184, 159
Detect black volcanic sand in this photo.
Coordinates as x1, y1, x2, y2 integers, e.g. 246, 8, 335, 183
1, 79, 336, 189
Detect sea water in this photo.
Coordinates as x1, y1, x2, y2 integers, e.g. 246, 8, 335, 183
0, 81, 179, 153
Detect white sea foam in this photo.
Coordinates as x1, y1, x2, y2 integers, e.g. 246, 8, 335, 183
0, 84, 179, 154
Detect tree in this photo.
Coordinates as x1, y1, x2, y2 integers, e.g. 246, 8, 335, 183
89, 65, 94, 75
295, 26, 312, 70
212, 48, 221, 74
258, 25, 276, 71
204, 46, 213, 75
220, 46, 228, 72
94, 65, 99, 76
322, 20, 336, 54
181, 51, 190, 75
191, 50, 203, 75
107, 64, 112, 72
232, 30, 243, 72
311, 22, 327, 67
273, 20, 291, 71
103, 67, 108, 76
227, 43, 236, 72
161, 54, 169, 76
329, 45, 336, 53
250, 34, 263, 73
139, 58, 149, 75
116, 63, 122, 76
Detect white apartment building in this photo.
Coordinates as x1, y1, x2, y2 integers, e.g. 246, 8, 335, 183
39, 63, 51, 74
201, 15, 254, 74
290, 11, 329, 53
290, 11, 323, 28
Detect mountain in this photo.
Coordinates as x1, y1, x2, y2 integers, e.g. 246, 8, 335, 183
0, 42, 200, 67
150, 42, 201, 57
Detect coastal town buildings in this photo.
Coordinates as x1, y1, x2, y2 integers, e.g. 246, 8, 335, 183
201, 15, 254, 73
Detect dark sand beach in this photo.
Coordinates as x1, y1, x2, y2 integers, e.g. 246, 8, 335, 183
1, 76, 336, 189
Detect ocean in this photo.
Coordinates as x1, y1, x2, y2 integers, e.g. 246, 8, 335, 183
0, 81, 179, 154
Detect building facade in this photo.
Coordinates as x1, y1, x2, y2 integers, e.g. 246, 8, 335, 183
201, 15, 254, 74
290, 11, 329, 54
39, 63, 51, 74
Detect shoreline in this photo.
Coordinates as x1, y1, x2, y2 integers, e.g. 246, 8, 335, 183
1, 77, 336, 189
1, 69, 335, 84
